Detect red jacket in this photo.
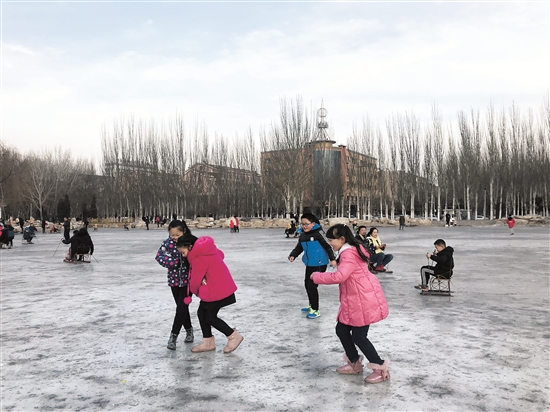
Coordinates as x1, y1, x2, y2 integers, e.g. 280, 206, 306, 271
187, 236, 237, 302
312, 244, 389, 327
506, 217, 515, 228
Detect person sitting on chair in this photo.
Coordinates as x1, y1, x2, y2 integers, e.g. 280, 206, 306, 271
285, 221, 297, 238
64, 228, 94, 261
23, 224, 37, 244
415, 239, 454, 291
367, 227, 393, 273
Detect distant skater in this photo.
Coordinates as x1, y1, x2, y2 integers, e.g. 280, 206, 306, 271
177, 234, 243, 354
311, 224, 390, 384
229, 216, 239, 233
288, 213, 337, 319
506, 215, 515, 235
63, 217, 70, 241
399, 215, 405, 230
155, 220, 194, 350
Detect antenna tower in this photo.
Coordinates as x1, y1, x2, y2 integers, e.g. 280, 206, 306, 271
316, 100, 329, 141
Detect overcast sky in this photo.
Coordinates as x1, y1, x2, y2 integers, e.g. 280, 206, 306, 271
2, 1, 548, 162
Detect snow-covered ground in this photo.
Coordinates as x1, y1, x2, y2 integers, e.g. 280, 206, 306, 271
2, 225, 549, 411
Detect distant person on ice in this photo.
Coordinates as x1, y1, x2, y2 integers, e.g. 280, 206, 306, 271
288, 213, 337, 319
63, 217, 70, 241
506, 215, 515, 235
177, 234, 243, 354
399, 215, 405, 230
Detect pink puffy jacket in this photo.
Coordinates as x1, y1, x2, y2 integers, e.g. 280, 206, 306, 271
187, 236, 237, 302
312, 244, 389, 327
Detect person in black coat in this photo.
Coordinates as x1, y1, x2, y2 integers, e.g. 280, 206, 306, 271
64, 228, 94, 261
355, 226, 368, 244
415, 239, 454, 291
63, 217, 71, 241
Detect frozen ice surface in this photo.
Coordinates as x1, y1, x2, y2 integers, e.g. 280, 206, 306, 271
1, 225, 549, 411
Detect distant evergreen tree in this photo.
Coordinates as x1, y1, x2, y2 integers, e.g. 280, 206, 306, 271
82, 204, 89, 221
57, 194, 71, 221
90, 195, 98, 219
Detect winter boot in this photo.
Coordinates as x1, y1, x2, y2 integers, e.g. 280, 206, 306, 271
365, 360, 390, 384
223, 330, 244, 354
336, 354, 364, 374
184, 328, 194, 343
167, 333, 178, 350
191, 336, 216, 353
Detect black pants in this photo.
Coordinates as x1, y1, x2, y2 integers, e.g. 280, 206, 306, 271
336, 321, 383, 365
305, 265, 326, 311
197, 294, 236, 338
171, 287, 192, 335
64, 229, 70, 241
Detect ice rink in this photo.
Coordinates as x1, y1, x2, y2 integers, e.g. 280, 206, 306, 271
1, 224, 549, 411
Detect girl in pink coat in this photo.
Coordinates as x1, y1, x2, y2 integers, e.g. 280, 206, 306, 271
311, 224, 390, 384
176, 234, 243, 354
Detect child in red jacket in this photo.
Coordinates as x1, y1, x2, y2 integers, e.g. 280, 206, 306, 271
506, 215, 515, 235
177, 234, 243, 354
311, 224, 390, 384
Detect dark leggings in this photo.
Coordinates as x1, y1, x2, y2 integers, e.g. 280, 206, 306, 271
171, 287, 192, 335
336, 322, 384, 365
305, 265, 326, 311
197, 301, 234, 338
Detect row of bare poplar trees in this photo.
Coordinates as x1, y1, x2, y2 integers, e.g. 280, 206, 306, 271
0, 143, 98, 223
1, 96, 549, 222
347, 99, 550, 221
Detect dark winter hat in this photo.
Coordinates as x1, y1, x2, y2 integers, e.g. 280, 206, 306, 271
176, 234, 198, 248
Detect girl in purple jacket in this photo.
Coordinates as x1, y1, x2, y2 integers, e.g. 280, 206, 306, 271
311, 224, 390, 384
155, 220, 194, 350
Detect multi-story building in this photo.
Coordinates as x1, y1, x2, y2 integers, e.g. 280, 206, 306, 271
260, 103, 378, 217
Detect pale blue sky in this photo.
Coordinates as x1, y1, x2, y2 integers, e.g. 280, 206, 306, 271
2, 1, 548, 161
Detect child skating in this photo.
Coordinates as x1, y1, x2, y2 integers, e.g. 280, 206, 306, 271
288, 213, 336, 319
176, 234, 243, 354
155, 220, 194, 350
311, 224, 390, 383
506, 215, 515, 235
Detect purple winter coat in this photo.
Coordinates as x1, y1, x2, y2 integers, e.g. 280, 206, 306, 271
155, 238, 189, 287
